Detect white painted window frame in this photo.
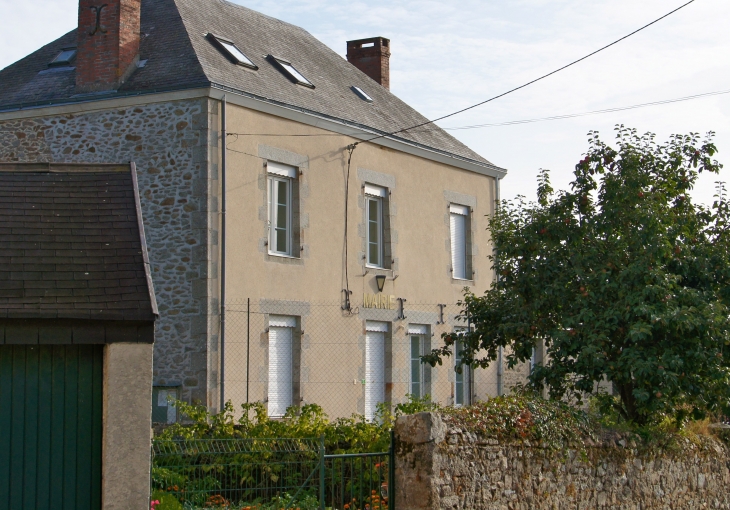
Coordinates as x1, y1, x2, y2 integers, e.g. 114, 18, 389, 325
267, 162, 296, 257
365, 185, 386, 269
450, 204, 470, 280
268, 315, 297, 418
365, 320, 388, 421
453, 329, 471, 406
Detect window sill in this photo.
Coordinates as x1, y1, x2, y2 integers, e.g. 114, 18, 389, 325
452, 277, 474, 283
268, 252, 299, 260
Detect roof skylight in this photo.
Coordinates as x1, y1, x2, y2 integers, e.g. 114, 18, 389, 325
351, 86, 373, 103
268, 56, 314, 88
49, 48, 76, 67
207, 33, 257, 69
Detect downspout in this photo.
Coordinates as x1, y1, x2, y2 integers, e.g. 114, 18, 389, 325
219, 95, 227, 412
495, 176, 503, 396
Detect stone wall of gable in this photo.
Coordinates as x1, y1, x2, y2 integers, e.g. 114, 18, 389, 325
0, 99, 221, 408
395, 412, 730, 510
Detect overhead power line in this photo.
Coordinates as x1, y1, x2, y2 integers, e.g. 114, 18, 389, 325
352, 0, 697, 147
225, 87, 728, 141
434, 89, 730, 131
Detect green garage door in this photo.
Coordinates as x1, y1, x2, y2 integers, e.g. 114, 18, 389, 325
0, 345, 103, 510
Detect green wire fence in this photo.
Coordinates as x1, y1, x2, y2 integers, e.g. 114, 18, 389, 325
151, 434, 394, 510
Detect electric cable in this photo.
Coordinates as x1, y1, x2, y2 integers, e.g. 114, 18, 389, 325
224, 86, 729, 142
351, 0, 697, 147
223, 1, 700, 144
341, 144, 357, 312
434, 88, 730, 131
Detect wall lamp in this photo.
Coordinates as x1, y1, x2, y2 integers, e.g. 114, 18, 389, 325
375, 274, 386, 292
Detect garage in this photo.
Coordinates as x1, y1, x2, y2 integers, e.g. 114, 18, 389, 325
0, 345, 103, 509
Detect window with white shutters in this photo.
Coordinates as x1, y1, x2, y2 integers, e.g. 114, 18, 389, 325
454, 330, 471, 406
365, 321, 387, 421
268, 315, 296, 418
408, 324, 431, 399
450, 204, 469, 280
267, 162, 298, 257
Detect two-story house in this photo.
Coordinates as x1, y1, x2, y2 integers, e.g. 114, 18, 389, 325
0, 0, 513, 421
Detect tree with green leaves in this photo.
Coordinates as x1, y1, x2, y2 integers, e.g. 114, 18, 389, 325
425, 126, 730, 425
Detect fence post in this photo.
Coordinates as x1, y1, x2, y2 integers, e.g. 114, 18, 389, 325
319, 434, 326, 510
246, 297, 250, 403
389, 429, 395, 510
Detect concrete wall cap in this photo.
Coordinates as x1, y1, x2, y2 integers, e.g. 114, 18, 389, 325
395, 412, 446, 445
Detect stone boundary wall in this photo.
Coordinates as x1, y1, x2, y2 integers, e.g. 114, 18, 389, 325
395, 412, 730, 509
0, 99, 221, 407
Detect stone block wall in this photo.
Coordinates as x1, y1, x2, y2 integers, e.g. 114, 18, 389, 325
0, 98, 221, 408
395, 412, 730, 509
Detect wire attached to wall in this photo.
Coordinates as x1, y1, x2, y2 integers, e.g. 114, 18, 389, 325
342, 143, 357, 312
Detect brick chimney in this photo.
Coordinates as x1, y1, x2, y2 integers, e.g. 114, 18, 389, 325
346, 37, 390, 90
76, 0, 141, 92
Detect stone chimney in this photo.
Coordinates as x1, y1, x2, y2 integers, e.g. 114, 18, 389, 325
76, 0, 141, 92
346, 37, 390, 90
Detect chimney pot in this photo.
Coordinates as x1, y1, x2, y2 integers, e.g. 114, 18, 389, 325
346, 37, 390, 90
76, 0, 141, 93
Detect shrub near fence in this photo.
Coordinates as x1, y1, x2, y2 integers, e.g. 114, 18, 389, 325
151, 399, 421, 509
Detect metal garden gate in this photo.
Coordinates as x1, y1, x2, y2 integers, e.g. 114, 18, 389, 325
0, 345, 104, 510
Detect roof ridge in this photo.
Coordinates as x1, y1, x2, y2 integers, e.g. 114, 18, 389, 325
166, 0, 211, 87
212, 0, 312, 35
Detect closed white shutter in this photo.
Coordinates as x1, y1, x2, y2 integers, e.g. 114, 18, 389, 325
450, 208, 467, 279
267, 161, 297, 178
365, 321, 387, 421
407, 324, 429, 335
364, 184, 386, 197
268, 318, 294, 418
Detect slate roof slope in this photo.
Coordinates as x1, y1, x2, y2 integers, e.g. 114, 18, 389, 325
0, 0, 501, 171
0, 163, 158, 322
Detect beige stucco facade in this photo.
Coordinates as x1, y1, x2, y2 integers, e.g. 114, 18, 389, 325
0, 86, 513, 422
221, 103, 504, 418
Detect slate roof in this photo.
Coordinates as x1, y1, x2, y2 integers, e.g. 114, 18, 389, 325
0, 0, 501, 171
0, 163, 158, 322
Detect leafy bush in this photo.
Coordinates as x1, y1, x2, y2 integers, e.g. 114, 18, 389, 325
150, 491, 183, 510
160, 400, 397, 454
441, 394, 599, 448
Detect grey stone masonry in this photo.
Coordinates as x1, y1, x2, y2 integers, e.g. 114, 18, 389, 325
395, 412, 730, 510
0, 99, 221, 407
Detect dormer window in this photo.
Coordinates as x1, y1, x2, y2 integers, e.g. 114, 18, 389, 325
49, 48, 76, 67
268, 55, 314, 88
207, 33, 257, 69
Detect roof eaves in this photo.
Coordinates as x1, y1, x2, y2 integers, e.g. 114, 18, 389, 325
209, 82, 508, 177
0, 84, 506, 178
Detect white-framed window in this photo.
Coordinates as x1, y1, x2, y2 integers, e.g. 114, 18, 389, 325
454, 329, 471, 406
365, 185, 386, 268
450, 204, 470, 280
207, 33, 257, 69
365, 320, 388, 421
267, 162, 297, 256
408, 324, 431, 399
268, 315, 297, 418
268, 55, 315, 88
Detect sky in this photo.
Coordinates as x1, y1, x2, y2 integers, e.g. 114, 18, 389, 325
1, 0, 728, 206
